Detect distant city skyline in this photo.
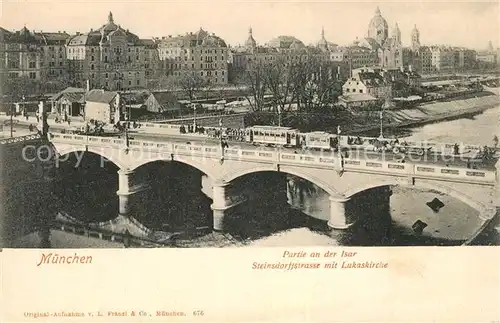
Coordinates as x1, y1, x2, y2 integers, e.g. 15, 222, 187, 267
1, 0, 499, 50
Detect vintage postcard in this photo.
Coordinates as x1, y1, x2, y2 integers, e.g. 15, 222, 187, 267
0, 0, 499, 321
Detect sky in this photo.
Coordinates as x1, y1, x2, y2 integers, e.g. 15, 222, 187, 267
0, 0, 498, 50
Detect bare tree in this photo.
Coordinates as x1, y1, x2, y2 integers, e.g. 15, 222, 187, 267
173, 72, 208, 102
236, 59, 269, 112
293, 55, 342, 112
264, 56, 298, 114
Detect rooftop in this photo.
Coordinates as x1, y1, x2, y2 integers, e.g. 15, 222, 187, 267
85, 89, 118, 104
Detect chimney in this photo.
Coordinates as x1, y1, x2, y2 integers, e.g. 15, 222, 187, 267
86, 80, 90, 92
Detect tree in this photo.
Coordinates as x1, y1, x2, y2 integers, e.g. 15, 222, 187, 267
293, 55, 343, 112
264, 56, 297, 114
1, 76, 41, 99
173, 72, 209, 103
235, 59, 269, 112
41, 76, 72, 94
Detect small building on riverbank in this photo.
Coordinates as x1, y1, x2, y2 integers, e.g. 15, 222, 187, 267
84, 89, 121, 123
338, 93, 378, 108
50, 87, 86, 117
144, 92, 181, 115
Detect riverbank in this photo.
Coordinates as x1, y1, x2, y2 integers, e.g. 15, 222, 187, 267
345, 93, 500, 136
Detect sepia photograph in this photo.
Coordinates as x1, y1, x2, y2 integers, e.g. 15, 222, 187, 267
0, 0, 499, 250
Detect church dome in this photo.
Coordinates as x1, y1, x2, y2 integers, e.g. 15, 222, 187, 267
268, 35, 305, 49
290, 40, 305, 50
367, 6, 388, 45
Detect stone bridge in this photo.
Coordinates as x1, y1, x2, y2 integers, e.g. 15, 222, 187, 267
48, 133, 500, 238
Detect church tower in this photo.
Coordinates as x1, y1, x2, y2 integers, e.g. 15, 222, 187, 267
392, 23, 401, 45
411, 24, 420, 50
318, 26, 328, 51
245, 26, 257, 52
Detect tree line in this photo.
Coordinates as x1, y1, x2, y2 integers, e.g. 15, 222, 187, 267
233, 54, 344, 113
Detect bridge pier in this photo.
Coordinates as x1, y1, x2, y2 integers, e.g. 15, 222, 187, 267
328, 197, 355, 230
116, 169, 150, 217
211, 181, 230, 231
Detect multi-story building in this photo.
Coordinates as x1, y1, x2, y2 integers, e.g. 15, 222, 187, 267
36, 31, 71, 81
0, 27, 44, 82
330, 42, 379, 71
66, 12, 157, 91
451, 47, 476, 70
229, 28, 349, 83
429, 46, 455, 72
476, 50, 497, 65
157, 28, 229, 85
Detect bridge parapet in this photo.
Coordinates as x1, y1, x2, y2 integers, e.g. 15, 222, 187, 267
0, 134, 41, 145
48, 133, 497, 186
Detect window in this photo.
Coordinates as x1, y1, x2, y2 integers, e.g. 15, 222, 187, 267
29, 72, 36, 79
128, 80, 132, 85
105, 73, 109, 78
29, 61, 36, 68
59, 62, 63, 66
104, 56, 108, 63
91, 65, 94, 70
91, 56, 95, 61
136, 79, 139, 85
359, 89, 363, 93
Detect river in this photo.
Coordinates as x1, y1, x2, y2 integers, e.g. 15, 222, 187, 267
11, 105, 500, 248
280, 104, 500, 247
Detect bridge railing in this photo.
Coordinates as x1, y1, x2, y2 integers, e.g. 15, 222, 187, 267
48, 133, 497, 184
0, 133, 41, 145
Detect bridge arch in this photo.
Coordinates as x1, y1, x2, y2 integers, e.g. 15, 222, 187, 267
223, 165, 343, 198
129, 155, 217, 180
343, 179, 493, 217
55, 146, 127, 170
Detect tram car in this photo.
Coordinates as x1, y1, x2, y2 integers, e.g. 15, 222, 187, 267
245, 125, 300, 147
303, 131, 336, 150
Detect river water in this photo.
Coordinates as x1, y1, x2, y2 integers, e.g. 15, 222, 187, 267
11, 106, 500, 248
281, 105, 499, 247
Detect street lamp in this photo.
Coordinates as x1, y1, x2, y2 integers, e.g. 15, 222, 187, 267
379, 109, 384, 139
278, 105, 282, 127
9, 104, 13, 138
193, 103, 197, 130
